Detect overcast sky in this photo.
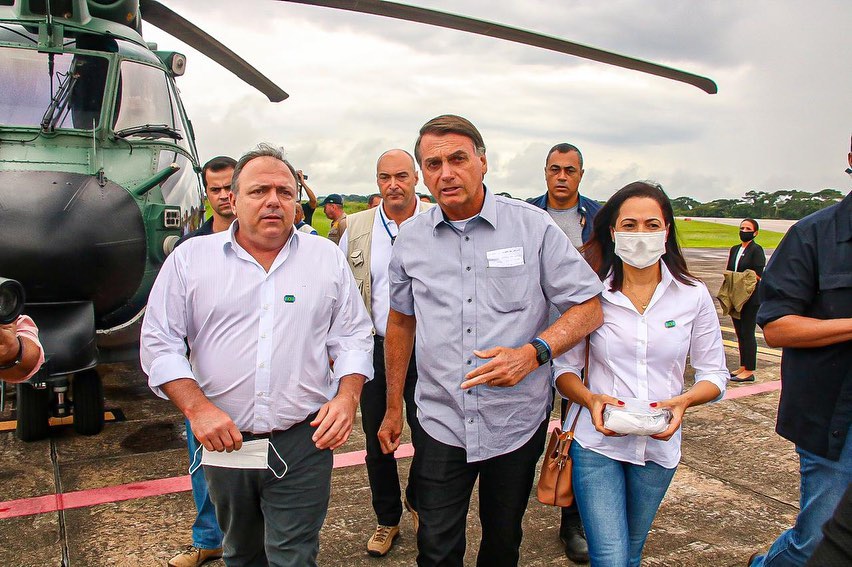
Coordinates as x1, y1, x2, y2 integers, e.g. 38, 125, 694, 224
146, 1, 851, 202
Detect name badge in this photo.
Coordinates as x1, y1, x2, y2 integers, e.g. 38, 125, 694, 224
486, 246, 524, 268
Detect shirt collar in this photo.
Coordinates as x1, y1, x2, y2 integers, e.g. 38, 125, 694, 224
429, 185, 496, 231
602, 260, 677, 310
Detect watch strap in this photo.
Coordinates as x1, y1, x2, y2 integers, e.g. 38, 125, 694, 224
0, 335, 23, 370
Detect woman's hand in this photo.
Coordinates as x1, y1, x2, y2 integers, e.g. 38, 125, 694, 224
587, 393, 625, 437
650, 395, 689, 441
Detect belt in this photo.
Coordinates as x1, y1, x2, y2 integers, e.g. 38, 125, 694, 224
239, 412, 318, 440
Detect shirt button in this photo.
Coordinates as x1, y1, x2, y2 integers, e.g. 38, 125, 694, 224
467, 298, 472, 303
467, 328, 471, 333
257, 392, 264, 398
468, 418, 474, 424
263, 304, 270, 310
259, 362, 265, 369
261, 333, 267, 339
465, 236, 470, 241
832, 430, 840, 438
467, 359, 472, 365
466, 266, 471, 271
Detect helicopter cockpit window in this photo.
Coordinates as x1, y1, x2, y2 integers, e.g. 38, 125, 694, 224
0, 48, 108, 130
113, 61, 183, 142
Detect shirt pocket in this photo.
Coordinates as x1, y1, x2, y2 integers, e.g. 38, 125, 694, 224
819, 271, 852, 318
485, 265, 532, 313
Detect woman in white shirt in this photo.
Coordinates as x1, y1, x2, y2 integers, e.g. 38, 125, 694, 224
553, 181, 728, 567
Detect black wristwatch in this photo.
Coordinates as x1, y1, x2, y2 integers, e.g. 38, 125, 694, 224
0, 336, 23, 370
530, 337, 552, 366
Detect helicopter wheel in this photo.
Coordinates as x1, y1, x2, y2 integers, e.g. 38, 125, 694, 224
72, 369, 104, 436
15, 383, 50, 442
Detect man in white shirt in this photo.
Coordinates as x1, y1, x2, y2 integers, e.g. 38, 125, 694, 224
141, 144, 374, 567
339, 149, 431, 557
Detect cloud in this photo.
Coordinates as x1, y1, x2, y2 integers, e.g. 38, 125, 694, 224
145, 0, 851, 207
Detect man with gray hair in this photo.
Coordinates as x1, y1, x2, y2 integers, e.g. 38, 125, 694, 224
141, 143, 374, 566
378, 115, 603, 566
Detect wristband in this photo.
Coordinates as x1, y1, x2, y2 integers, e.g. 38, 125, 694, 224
0, 335, 23, 370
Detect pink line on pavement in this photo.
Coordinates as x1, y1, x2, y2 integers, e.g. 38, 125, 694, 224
0, 382, 781, 520
723, 380, 781, 400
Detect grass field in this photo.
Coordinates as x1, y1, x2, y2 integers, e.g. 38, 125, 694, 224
308, 202, 369, 237
208, 200, 783, 249
674, 219, 784, 249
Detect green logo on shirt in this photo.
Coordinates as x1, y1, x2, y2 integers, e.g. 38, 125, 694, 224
284, 295, 296, 303
665, 320, 676, 328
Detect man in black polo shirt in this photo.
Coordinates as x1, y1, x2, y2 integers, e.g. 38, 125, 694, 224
749, 145, 852, 567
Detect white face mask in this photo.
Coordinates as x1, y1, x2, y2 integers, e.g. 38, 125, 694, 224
613, 230, 667, 269
189, 438, 288, 479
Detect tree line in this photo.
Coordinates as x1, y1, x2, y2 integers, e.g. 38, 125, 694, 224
670, 189, 845, 220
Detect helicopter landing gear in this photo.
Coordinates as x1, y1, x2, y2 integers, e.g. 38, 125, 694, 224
72, 369, 104, 436
15, 382, 50, 442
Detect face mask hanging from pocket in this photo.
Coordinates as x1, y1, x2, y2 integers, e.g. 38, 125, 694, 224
189, 438, 289, 479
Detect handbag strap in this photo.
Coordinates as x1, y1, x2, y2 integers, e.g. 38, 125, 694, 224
562, 336, 591, 438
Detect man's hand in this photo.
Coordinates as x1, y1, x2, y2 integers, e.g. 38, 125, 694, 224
187, 403, 243, 453
461, 344, 539, 389
311, 390, 359, 450
0, 322, 20, 365
377, 406, 404, 454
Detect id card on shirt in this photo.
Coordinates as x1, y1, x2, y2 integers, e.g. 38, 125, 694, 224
487, 247, 524, 268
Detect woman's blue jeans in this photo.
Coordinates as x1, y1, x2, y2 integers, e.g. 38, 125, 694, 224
570, 441, 676, 567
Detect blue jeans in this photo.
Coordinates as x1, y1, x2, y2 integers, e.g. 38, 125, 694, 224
751, 428, 852, 567
570, 442, 677, 567
186, 420, 224, 549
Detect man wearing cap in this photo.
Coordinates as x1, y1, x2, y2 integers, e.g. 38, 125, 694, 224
323, 194, 347, 245
378, 115, 603, 566
339, 149, 431, 557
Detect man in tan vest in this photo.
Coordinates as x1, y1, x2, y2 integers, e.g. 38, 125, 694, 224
339, 149, 431, 557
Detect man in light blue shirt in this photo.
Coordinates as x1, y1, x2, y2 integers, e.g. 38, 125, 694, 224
377, 115, 603, 566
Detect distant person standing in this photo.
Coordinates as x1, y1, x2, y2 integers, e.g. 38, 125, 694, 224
169, 155, 237, 567
295, 203, 318, 235
528, 142, 601, 564
748, 144, 852, 567
340, 149, 431, 557
368, 194, 382, 208
297, 170, 318, 226
323, 194, 347, 245
726, 218, 765, 383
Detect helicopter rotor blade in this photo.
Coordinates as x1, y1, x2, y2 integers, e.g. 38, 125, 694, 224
139, 0, 288, 102
281, 0, 718, 95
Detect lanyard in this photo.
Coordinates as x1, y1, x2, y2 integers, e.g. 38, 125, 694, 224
378, 207, 397, 244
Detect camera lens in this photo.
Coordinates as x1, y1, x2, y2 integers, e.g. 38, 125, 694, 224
0, 278, 25, 325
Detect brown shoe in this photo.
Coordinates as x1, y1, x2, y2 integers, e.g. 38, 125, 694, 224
404, 497, 420, 533
168, 545, 223, 567
366, 525, 400, 557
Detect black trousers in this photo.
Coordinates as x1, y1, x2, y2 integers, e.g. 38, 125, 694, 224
360, 334, 420, 526
415, 419, 549, 567
733, 294, 760, 371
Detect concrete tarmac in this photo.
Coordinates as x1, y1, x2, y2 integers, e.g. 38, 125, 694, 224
0, 249, 798, 566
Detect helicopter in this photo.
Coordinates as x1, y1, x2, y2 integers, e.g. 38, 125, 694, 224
0, 0, 716, 442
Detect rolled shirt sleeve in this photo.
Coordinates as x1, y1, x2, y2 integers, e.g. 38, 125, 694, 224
551, 339, 586, 390
15, 315, 45, 381
689, 286, 729, 401
388, 241, 415, 316
327, 250, 375, 382
140, 250, 196, 399
539, 221, 603, 313
757, 226, 813, 327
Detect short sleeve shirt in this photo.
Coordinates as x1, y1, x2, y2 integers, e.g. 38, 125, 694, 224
388, 189, 603, 462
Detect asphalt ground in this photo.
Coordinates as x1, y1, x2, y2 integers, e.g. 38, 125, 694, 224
0, 248, 798, 567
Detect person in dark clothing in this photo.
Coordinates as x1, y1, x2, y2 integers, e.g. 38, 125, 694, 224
748, 145, 852, 566
726, 218, 766, 383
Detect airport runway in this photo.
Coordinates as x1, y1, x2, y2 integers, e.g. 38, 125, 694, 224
0, 249, 799, 567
